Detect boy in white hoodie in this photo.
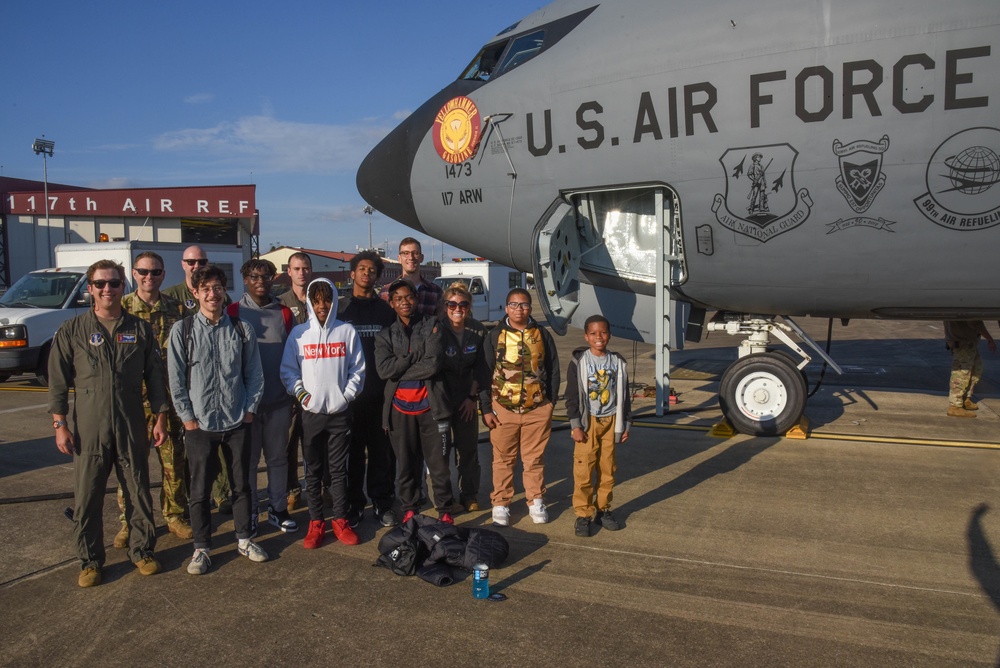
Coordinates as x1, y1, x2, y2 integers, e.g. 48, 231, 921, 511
280, 279, 365, 548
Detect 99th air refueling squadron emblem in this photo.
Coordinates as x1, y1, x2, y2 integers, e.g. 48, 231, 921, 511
914, 127, 1000, 231
712, 143, 813, 243
432, 96, 483, 164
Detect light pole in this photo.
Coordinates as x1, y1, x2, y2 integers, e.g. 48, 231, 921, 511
32, 137, 55, 264
362, 205, 374, 250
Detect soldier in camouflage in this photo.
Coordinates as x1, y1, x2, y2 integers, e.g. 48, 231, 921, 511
114, 252, 192, 545
945, 320, 996, 418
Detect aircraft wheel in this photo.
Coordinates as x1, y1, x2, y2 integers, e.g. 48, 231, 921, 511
719, 352, 806, 436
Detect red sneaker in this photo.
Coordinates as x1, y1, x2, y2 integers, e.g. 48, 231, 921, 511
303, 520, 325, 549
401, 510, 416, 524
440, 513, 454, 525
330, 518, 359, 545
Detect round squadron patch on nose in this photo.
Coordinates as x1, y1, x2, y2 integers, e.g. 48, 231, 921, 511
432, 96, 482, 164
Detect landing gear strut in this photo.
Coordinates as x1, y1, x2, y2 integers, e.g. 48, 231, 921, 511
708, 314, 842, 436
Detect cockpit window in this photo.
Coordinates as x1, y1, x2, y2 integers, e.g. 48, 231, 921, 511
459, 5, 598, 82
461, 41, 507, 82
495, 30, 545, 76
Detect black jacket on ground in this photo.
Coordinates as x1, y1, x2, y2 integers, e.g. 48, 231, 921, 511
375, 514, 510, 586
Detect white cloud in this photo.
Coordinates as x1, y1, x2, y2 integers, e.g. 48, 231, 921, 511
152, 114, 393, 174
184, 93, 214, 105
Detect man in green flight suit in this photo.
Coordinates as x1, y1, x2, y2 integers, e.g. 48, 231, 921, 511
49, 259, 169, 588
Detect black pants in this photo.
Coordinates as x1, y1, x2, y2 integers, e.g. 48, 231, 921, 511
186, 425, 252, 549
301, 411, 351, 522
388, 408, 454, 513
450, 413, 481, 503
346, 397, 395, 512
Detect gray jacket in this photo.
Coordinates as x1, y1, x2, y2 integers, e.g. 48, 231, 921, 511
167, 312, 264, 432
229, 294, 293, 409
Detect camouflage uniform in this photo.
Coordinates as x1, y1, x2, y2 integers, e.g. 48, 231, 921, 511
162, 282, 233, 506
946, 320, 985, 408
117, 292, 187, 524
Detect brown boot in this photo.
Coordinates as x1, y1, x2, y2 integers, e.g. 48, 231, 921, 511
114, 524, 129, 549
964, 399, 979, 411
167, 517, 194, 539
287, 489, 301, 511
78, 566, 102, 588
947, 405, 977, 418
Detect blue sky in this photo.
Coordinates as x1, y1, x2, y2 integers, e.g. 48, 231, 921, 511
2, 1, 543, 259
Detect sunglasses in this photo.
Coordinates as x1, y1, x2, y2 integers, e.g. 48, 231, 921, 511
446, 300, 470, 310
134, 268, 163, 277
247, 273, 275, 282
183, 259, 209, 266
90, 279, 123, 289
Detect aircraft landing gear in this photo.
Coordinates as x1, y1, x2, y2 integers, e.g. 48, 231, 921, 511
719, 352, 805, 436
708, 313, 841, 437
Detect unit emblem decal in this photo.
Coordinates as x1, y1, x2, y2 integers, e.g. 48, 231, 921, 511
432, 96, 482, 164
914, 127, 1000, 231
89, 332, 104, 347
833, 135, 889, 213
712, 143, 812, 242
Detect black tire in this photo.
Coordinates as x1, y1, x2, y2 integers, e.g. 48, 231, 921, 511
34, 344, 50, 387
719, 352, 807, 436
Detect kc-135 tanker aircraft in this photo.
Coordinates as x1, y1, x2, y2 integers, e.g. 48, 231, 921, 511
357, 0, 1000, 435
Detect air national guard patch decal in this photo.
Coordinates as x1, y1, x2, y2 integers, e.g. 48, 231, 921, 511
433, 96, 482, 164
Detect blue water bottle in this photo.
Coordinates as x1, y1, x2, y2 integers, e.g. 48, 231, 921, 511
472, 563, 489, 599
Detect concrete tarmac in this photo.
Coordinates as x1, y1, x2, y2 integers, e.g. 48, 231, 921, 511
1, 318, 999, 666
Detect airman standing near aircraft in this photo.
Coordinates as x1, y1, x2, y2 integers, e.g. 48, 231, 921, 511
479, 288, 560, 527
113, 252, 192, 550
163, 244, 233, 512
945, 320, 996, 418
278, 251, 312, 510
49, 260, 168, 588
380, 237, 443, 317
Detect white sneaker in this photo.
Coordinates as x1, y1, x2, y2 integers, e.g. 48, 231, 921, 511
492, 505, 510, 527
187, 548, 211, 575
238, 539, 269, 563
528, 498, 548, 524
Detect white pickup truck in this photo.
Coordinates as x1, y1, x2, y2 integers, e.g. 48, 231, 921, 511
433, 259, 525, 322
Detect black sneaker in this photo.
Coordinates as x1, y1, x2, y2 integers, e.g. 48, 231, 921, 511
267, 506, 298, 533
574, 517, 591, 537
598, 508, 621, 531
375, 507, 398, 527
347, 507, 364, 528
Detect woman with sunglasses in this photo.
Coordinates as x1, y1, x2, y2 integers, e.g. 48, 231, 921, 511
438, 283, 487, 512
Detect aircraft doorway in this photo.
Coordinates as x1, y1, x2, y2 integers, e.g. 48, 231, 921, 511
532, 184, 685, 337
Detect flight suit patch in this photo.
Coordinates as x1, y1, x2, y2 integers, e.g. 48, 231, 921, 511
116, 333, 137, 344
89, 333, 104, 346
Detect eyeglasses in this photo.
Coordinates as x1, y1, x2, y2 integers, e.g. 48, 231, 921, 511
90, 279, 123, 289
183, 259, 209, 266
197, 285, 226, 294
134, 268, 163, 277
446, 300, 470, 310
247, 273, 275, 282
507, 302, 531, 310
398, 251, 421, 258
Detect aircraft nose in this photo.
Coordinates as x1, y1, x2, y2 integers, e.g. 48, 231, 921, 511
357, 119, 423, 233
357, 82, 483, 233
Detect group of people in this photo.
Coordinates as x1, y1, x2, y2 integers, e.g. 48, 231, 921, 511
49, 237, 634, 588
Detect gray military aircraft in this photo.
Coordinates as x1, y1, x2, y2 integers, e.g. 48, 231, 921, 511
357, 0, 1000, 435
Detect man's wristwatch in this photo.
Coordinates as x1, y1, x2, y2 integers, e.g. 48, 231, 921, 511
53, 419, 67, 430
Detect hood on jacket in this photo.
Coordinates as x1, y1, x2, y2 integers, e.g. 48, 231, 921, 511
304, 278, 340, 331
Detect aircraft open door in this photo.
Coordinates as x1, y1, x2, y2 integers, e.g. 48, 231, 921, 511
531, 199, 581, 335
